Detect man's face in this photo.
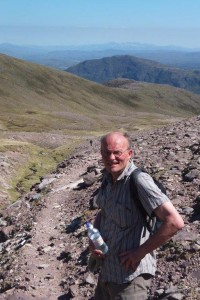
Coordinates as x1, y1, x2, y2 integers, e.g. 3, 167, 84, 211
101, 133, 133, 180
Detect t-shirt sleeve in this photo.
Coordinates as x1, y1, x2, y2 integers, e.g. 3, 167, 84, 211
136, 172, 170, 216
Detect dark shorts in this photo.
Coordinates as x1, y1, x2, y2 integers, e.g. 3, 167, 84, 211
94, 274, 152, 300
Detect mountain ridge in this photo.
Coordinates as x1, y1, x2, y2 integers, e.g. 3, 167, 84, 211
1, 53, 200, 135
66, 55, 200, 94
1, 42, 200, 70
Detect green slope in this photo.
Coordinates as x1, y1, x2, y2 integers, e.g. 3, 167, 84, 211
1, 53, 200, 134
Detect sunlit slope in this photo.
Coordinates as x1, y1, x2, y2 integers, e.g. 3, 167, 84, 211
1, 53, 200, 132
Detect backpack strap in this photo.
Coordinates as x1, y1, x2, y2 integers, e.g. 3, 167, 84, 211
129, 168, 152, 233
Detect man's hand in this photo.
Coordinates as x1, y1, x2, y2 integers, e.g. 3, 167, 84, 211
119, 248, 142, 271
89, 240, 105, 259
88, 211, 106, 258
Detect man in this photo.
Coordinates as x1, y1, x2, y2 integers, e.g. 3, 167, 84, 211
90, 131, 184, 300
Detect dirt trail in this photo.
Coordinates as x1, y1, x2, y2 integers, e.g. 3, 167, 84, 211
1, 152, 98, 300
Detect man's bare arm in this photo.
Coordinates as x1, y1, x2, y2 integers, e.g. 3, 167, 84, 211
140, 201, 184, 253
120, 201, 184, 270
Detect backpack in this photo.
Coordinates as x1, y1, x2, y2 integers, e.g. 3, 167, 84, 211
130, 168, 166, 235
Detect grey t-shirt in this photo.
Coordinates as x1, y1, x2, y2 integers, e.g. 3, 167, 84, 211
96, 161, 169, 283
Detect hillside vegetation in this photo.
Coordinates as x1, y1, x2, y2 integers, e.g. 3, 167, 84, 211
66, 55, 200, 94
1, 53, 200, 204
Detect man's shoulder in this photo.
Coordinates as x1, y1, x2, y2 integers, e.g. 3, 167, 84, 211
130, 168, 154, 185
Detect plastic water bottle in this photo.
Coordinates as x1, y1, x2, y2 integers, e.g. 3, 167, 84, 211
86, 221, 108, 255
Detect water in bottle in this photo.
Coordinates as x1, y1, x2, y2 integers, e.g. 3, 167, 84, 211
86, 221, 108, 255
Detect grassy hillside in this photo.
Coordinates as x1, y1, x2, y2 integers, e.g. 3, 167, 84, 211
66, 55, 200, 94
1, 53, 200, 133
1, 53, 200, 204
104, 78, 200, 114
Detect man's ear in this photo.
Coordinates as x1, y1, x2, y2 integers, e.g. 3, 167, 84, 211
128, 149, 133, 158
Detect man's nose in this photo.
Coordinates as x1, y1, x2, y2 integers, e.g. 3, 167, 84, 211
108, 152, 116, 160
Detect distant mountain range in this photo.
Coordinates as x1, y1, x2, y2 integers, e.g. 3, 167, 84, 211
1, 42, 200, 71
66, 55, 200, 94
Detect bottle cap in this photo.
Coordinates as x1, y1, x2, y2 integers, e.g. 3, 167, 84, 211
86, 221, 92, 228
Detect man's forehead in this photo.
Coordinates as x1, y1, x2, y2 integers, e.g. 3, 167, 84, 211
102, 134, 128, 147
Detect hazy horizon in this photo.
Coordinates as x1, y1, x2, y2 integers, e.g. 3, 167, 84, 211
0, 1, 200, 48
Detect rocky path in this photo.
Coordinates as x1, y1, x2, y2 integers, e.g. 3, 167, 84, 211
0, 150, 101, 300
0, 116, 200, 300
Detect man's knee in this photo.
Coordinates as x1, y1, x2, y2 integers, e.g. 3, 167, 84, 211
130, 274, 152, 299
110, 274, 152, 300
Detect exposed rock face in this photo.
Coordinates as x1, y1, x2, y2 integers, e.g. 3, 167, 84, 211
0, 116, 200, 299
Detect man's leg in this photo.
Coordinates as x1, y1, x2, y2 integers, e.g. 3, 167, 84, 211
108, 274, 152, 300
94, 278, 110, 300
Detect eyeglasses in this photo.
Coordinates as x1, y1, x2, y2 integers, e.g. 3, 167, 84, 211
101, 149, 129, 158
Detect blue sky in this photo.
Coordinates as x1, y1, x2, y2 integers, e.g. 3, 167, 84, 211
0, 0, 200, 48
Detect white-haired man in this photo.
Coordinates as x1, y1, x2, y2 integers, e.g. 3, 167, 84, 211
89, 131, 184, 300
